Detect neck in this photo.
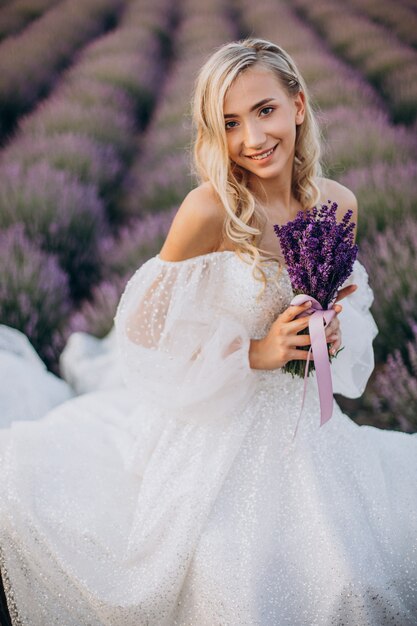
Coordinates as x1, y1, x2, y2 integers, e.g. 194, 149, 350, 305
249, 177, 300, 222
246, 157, 300, 220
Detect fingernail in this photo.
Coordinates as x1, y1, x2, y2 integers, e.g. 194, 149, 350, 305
305, 301, 312, 307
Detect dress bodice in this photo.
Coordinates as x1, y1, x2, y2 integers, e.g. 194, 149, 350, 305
207, 251, 294, 340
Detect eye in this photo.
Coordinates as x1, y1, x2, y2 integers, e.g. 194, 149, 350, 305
225, 106, 274, 130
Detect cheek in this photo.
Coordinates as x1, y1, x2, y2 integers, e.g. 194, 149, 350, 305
278, 127, 294, 144
227, 136, 242, 158
272, 116, 295, 136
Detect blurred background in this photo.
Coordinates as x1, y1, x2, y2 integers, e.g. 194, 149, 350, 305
0, 0, 416, 432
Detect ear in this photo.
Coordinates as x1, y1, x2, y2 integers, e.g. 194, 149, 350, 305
294, 90, 306, 126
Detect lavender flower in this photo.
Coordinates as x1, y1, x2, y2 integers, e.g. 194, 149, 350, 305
369, 323, 417, 433
68, 275, 128, 338
0, 0, 124, 139
0, 224, 71, 369
100, 207, 176, 279
274, 200, 358, 308
274, 200, 358, 377
359, 215, 417, 363
0, 162, 107, 300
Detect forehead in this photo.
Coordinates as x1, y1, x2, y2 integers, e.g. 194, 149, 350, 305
223, 67, 287, 113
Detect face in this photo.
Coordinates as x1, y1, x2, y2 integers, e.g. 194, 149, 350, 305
223, 66, 305, 184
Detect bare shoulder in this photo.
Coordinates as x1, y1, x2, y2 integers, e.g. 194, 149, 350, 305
317, 177, 358, 243
159, 182, 226, 262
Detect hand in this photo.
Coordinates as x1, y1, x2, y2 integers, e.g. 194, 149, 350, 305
249, 300, 318, 370
249, 283, 358, 370
326, 283, 358, 356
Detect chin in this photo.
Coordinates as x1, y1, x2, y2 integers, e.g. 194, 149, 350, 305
252, 166, 283, 180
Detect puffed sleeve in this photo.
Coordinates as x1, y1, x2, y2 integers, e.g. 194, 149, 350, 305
331, 258, 379, 398
113, 253, 257, 424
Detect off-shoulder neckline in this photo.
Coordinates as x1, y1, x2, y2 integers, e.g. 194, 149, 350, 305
156, 250, 236, 264
154, 251, 361, 287
155, 250, 286, 268
155, 251, 360, 270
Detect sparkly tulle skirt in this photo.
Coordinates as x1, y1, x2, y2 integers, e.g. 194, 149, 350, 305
0, 363, 416, 625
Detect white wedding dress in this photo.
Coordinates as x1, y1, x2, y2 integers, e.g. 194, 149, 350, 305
0, 250, 416, 626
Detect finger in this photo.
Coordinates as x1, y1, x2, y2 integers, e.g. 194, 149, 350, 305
289, 310, 337, 335
285, 315, 313, 334
288, 347, 314, 361
285, 303, 340, 335
325, 321, 340, 338
290, 334, 312, 347
325, 319, 337, 333
282, 300, 312, 322
329, 341, 340, 356
333, 284, 357, 302
327, 335, 340, 345
334, 285, 356, 301
290, 323, 338, 344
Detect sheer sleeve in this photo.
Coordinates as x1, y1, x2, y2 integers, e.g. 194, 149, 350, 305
114, 253, 257, 424
331, 258, 379, 398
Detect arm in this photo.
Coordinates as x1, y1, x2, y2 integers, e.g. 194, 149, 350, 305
114, 187, 257, 425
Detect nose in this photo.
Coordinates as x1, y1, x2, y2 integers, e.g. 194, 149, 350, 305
243, 120, 266, 152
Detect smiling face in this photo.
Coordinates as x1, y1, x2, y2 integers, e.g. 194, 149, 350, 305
223, 65, 305, 186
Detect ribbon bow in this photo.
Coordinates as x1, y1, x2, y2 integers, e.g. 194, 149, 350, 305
288, 293, 336, 443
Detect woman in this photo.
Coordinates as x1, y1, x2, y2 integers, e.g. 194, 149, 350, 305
0, 37, 416, 625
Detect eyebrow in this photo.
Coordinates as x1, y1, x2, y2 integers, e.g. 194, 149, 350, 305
224, 97, 277, 119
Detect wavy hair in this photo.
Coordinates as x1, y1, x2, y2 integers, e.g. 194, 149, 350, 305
190, 37, 323, 297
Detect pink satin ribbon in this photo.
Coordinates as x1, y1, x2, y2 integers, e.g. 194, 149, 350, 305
286, 293, 336, 446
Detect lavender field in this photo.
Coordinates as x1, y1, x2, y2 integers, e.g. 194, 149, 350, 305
0, 0, 416, 432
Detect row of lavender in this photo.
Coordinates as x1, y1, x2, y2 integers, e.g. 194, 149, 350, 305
244, 0, 417, 431
0, 0, 63, 41
289, 0, 417, 126
0, 0, 126, 141
344, 0, 417, 49
0, 0, 174, 366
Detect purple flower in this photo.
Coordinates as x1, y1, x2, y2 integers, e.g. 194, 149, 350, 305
0, 223, 71, 369
274, 200, 358, 377
369, 323, 417, 433
274, 200, 358, 309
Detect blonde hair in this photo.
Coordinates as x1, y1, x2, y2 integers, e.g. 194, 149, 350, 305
190, 37, 323, 298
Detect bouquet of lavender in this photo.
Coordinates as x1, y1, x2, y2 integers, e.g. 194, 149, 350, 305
273, 200, 358, 378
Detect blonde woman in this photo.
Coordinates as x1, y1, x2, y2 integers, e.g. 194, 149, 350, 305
0, 37, 416, 626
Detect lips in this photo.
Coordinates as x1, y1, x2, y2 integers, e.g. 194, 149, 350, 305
245, 143, 278, 160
